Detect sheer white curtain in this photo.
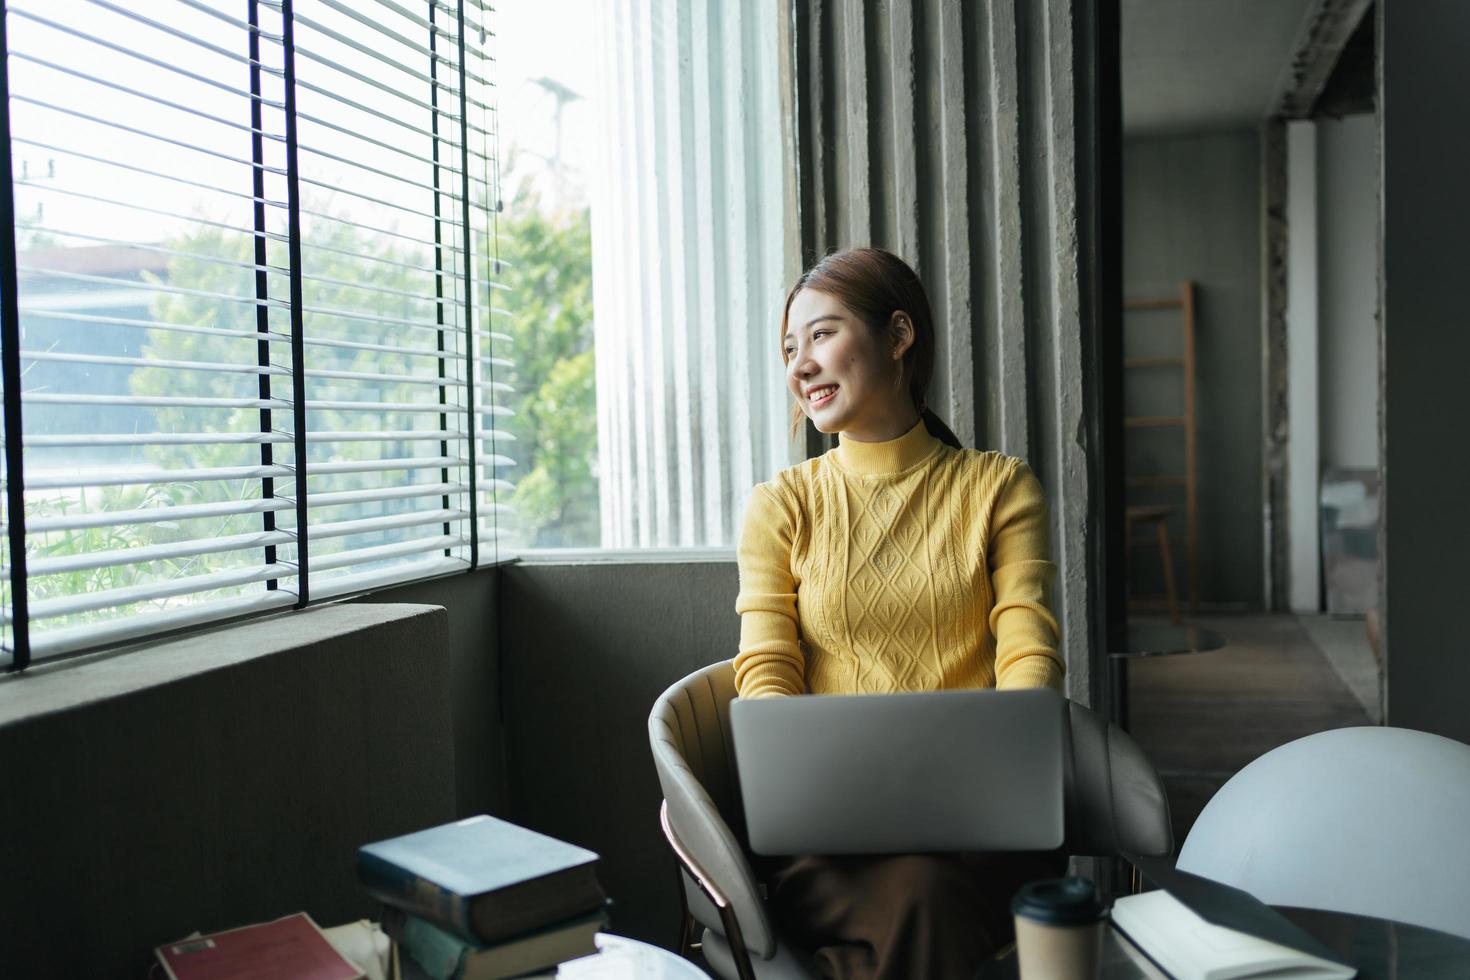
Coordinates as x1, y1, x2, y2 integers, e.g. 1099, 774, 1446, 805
589, 0, 789, 548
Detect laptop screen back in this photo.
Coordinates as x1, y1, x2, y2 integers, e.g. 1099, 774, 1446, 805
730, 688, 1066, 856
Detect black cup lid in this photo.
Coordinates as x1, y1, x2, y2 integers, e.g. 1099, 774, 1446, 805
1011, 877, 1107, 926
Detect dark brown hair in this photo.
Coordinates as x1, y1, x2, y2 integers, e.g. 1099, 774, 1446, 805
781, 247, 962, 448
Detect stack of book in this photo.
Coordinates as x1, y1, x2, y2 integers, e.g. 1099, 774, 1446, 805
357, 815, 609, 980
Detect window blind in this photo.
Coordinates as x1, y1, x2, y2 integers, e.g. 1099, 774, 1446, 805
0, 0, 510, 668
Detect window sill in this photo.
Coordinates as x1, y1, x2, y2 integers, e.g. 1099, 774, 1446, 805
510, 547, 736, 565
0, 603, 444, 729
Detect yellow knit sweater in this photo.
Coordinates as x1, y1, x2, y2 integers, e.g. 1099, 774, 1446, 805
733, 419, 1064, 698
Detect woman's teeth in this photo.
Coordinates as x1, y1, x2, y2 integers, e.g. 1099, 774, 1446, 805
809, 386, 837, 406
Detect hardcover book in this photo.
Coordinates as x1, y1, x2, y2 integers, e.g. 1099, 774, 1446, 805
357, 815, 605, 945
386, 905, 607, 980
154, 912, 365, 980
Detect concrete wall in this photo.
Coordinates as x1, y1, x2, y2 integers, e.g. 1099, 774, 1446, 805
0, 604, 459, 980
498, 559, 740, 948
352, 568, 504, 817
1379, 0, 1470, 742
786, 0, 1105, 707
1316, 113, 1378, 471
1123, 129, 1264, 607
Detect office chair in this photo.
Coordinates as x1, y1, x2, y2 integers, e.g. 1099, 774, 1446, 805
1177, 726, 1470, 941
647, 660, 1173, 980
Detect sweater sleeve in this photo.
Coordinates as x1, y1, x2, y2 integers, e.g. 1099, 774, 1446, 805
733, 483, 807, 698
988, 461, 1065, 691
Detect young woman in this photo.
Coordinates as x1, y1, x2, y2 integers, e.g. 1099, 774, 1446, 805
733, 248, 1066, 979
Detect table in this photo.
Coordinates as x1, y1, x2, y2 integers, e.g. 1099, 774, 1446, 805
977, 906, 1470, 978
1109, 623, 1225, 731
401, 933, 706, 980
552, 933, 709, 978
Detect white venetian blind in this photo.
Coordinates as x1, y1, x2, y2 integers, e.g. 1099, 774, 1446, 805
0, 0, 509, 667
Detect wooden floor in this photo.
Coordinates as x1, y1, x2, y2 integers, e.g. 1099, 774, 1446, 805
1124, 614, 1375, 853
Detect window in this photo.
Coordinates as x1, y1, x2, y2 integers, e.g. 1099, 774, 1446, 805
1, 0, 506, 667
0, 0, 791, 668
500, 0, 790, 550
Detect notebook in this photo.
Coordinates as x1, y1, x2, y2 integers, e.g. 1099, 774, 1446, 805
730, 687, 1066, 855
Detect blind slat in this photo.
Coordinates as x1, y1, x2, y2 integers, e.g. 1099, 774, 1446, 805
18, 429, 490, 449
18, 310, 469, 363
8, 9, 287, 108
309, 533, 466, 572
19, 529, 296, 577
25, 590, 298, 661
16, 507, 471, 578
26, 482, 471, 534
25, 462, 294, 490
16, 562, 301, 623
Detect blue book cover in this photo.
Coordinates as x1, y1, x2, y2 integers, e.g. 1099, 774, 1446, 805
358, 815, 604, 945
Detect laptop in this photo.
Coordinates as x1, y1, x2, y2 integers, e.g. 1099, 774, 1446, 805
730, 687, 1066, 856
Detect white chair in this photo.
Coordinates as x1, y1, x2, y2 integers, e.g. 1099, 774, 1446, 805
1177, 726, 1470, 940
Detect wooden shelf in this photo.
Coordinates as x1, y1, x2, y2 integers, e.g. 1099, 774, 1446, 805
1124, 298, 1186, 311
1124, 416, 1186, 428
1127, 532, 1188, 545
1123, 357, 1185, 369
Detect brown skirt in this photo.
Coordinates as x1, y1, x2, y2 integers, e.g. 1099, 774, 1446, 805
766, 851, 1067, 980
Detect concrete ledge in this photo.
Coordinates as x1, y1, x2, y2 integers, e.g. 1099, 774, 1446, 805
0, 603, 439, 727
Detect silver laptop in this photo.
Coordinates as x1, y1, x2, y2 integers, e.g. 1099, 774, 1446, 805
730, 688, 1066, 855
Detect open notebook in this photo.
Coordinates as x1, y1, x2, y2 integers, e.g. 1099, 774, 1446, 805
1111, 858, 1356, 980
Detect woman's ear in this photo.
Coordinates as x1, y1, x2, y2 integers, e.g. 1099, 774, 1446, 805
889, 312, 916, 360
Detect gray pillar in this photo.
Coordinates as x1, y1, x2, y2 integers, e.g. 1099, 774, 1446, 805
1378, 0, 1470, 741
782, 0, 1104, 706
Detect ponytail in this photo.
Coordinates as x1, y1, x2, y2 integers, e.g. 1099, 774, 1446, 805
919, 405, 962, 449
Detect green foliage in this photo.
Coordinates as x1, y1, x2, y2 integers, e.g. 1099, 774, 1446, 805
497, 189, 598, 547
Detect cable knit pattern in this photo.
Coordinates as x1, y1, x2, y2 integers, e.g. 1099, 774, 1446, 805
734, 419, 1064, 698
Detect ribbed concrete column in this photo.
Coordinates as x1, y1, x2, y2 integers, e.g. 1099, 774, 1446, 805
783, 0, 1104, 703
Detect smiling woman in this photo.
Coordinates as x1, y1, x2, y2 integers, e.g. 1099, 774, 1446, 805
780, 248, 960, 448
735, 247, 1065, 978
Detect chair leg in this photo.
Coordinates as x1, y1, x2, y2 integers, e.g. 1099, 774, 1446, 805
1155, 518, 1181, 624
660, 801, 759, 980
1124, 514, 1136, 604
674, 865, 701, 958
716, 901, 759, 980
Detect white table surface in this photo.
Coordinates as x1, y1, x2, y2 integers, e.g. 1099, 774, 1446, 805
541, 933, 709, 978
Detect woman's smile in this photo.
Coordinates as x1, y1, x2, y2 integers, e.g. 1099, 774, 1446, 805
807, 383, 839, 408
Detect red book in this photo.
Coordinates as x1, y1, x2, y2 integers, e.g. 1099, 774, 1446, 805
155, 912, 365, 980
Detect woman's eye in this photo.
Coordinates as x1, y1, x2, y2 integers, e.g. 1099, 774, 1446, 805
783, 347, 795, 357
813, 330, 830, 340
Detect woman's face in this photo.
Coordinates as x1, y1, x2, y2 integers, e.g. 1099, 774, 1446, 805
783, 288, 914, 441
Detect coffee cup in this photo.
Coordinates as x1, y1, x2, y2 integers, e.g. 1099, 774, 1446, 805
1010, 877, 1107, 980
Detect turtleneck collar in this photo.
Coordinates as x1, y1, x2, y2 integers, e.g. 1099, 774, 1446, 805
832, 418, 943, 476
